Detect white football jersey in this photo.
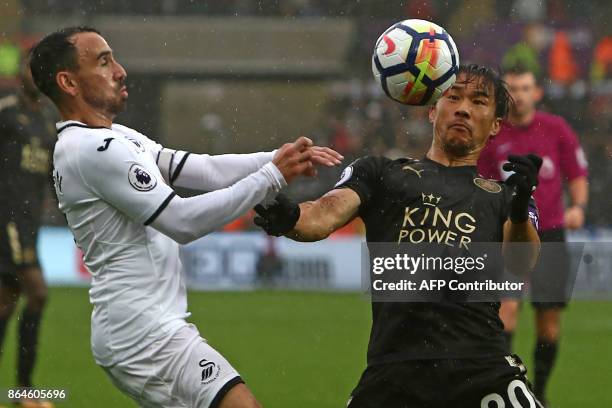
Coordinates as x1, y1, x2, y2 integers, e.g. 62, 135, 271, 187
53, 120, 189, 366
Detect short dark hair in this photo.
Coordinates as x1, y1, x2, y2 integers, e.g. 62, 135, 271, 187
501, 65, 541, 84
457, 64, 512, 119
29, 26, 101, 104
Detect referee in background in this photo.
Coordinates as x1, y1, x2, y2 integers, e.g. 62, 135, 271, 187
478, 66, 589, 406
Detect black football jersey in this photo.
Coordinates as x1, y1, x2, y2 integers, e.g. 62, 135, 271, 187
0, 92, 57, 223
335, 156, 536, 364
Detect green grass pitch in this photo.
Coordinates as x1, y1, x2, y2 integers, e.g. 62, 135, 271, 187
0, 288, 610, 407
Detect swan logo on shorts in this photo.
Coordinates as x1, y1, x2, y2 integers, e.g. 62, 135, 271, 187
128, 164, 157, 191
504, 354, 526, 373
199, 359, 221, 384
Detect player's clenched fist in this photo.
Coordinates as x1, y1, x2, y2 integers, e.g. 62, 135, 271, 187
254, 193, 300, 236
273, 137, 343, 182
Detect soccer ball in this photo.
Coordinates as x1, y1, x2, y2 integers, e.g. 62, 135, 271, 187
372, 19, 460, 105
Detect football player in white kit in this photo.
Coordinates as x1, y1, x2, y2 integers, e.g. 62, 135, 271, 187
28, 26, 342, 408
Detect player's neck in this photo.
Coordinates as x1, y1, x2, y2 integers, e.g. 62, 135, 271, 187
59, 102, 114, 128
425, 145, 477, 167
508, 109, 536, 127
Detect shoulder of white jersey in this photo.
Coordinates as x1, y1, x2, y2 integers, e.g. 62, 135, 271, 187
55, 123, 92, 141
111, 123, 157, 143
112, 123, 162, 151
111, 123, 146, 141
56, 123, 113, 149
110, 122, 135, 133
58, 125, 141, 167
56, 121, 110, 136
53, 125, 112, 181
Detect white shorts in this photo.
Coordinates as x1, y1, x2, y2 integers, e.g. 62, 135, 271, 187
102, 324, 243, 408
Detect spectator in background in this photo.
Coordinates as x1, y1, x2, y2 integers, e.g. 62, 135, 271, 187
548, 31, 579, 86
478, 66, 589, 406
590, 36, 612, 83
256, 236, 283, 287
502, 23, 547, 80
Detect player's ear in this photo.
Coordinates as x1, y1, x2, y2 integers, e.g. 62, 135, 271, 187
534, 85, 544, 103
56, 70, 79, 97
490, 117, 502, 137
428, 105, 436, 123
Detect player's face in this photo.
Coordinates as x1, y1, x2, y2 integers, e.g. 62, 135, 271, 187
429, 74, 501, 157
504, 73, 541, 117
70, 32, 128, 116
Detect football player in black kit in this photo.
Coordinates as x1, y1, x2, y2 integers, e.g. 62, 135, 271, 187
254, 65, 545, 407
0, 54, 56, 408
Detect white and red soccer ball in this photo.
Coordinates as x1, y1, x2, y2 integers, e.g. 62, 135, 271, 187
372, 19, 460, 105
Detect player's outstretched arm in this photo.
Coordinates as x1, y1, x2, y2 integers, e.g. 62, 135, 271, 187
501, 154, 542, 276
151, 162, 286, 244
254, 188, 360, 242
156, 144, 342, 191
291, 189, 361, 241
150, 137, 318, 244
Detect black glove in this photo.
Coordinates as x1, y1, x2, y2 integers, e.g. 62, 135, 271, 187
254, 194, 300, 236
503, 154, 542, 223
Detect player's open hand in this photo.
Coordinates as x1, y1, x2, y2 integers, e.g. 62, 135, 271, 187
310, 146, 344, 167
273, 137, 315, 183
301, 145, 344, 177
273, 138, 343, 181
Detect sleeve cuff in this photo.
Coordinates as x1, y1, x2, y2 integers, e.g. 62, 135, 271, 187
261, 162, 287, 191
336, 183, 368, 208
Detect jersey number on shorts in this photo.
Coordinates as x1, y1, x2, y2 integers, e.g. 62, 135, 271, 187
481, 379, 538, 408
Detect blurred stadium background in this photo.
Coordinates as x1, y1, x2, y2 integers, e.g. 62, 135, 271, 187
0, 0, 611, 407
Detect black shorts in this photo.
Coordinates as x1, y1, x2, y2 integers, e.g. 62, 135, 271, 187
530, 228, 571, 310
348, 354, 543, 408
0, 218, 40, 279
